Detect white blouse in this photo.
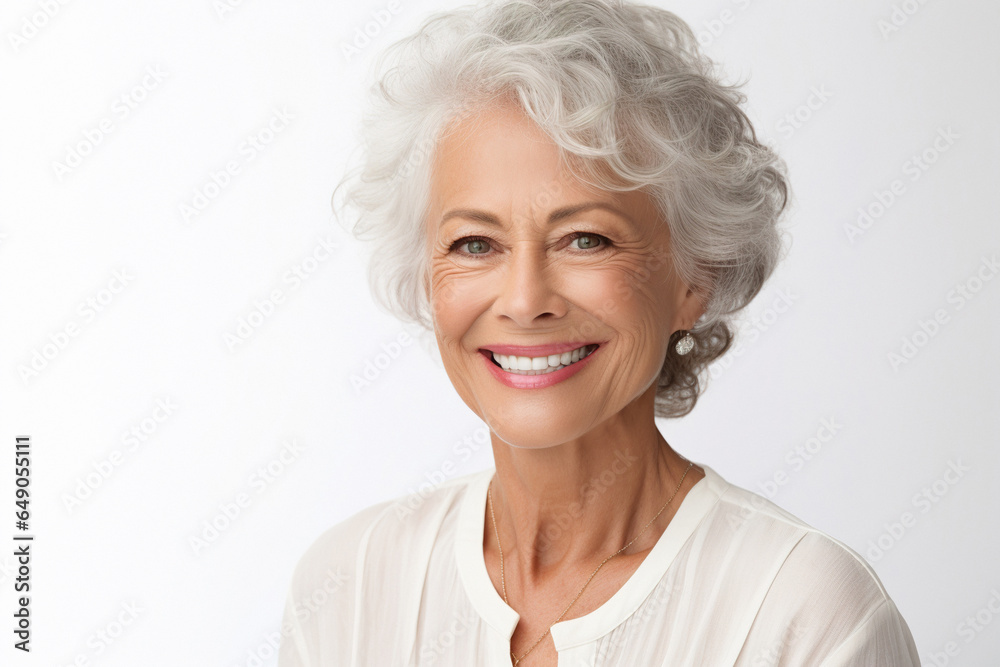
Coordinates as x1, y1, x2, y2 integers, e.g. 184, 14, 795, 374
278, 463, 920, 666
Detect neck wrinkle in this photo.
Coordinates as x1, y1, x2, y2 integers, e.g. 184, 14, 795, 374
488, 426, 694, 587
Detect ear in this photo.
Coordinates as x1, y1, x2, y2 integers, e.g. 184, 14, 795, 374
676, 284, 707, 332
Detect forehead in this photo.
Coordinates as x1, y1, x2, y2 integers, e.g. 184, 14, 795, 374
429, 101, 654, 220
431, 102, 563, 197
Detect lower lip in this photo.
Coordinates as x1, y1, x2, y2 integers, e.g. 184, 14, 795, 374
479, 345, 602, 389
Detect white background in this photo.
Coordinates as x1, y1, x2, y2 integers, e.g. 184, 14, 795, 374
2, 0, 998, 665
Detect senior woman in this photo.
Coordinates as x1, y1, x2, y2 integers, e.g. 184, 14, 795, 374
280, 1, 919, 665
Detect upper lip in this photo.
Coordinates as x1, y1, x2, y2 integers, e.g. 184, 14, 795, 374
479, 342, 601, 357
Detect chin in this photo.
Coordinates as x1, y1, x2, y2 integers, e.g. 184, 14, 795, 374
481, 408, 595, 450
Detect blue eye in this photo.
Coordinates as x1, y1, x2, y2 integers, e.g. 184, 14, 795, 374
465, 238, 490, 254
570, 233, 605, 250
448, 232, 610, 258
451, 236, 493, 255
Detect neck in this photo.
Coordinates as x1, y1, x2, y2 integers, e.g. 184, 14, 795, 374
487, 388, 702, 586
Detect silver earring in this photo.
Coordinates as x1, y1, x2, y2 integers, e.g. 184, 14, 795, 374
675, 330, 694, 355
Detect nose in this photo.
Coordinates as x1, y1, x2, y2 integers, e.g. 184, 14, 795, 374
492, 243, 568, 327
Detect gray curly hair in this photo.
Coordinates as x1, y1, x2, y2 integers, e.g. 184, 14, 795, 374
334, 0, 790, 418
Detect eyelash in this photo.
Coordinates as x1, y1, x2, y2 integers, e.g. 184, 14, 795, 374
448, 231, 611, 258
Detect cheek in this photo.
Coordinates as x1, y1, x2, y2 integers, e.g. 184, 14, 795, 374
567, 265, 671, 396
428, 263, 492, 340
602, 267, 676, 370
576, 262, 672, 332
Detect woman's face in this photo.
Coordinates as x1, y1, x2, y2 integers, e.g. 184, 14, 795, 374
425, 101, 703, 448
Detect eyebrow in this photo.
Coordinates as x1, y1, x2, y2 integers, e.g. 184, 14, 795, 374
439, 202, 635, 228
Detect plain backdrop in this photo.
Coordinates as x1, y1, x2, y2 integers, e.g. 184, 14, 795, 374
2, 0, 998, 665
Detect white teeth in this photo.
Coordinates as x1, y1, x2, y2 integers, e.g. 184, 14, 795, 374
491, 344, 596, 375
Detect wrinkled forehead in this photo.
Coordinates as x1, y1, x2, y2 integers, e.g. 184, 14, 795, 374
427, 99, 655, 230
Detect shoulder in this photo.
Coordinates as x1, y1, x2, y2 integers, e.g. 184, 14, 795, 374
280, 497, 396, 643
290, 467, 487, 586
705, 471, 892, 604
278, 469, 489, 665
279, 498, 397, 666
287, 467, 488, 598
695, 467, 919, 664
287, 497, 396, 594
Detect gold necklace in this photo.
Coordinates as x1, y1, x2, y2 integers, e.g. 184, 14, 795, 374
487, 460, 693, 666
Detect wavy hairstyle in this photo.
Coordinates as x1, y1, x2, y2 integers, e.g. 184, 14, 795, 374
334, 0, 790, 418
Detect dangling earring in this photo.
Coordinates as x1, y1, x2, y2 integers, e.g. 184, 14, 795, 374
675, 330, 694, 355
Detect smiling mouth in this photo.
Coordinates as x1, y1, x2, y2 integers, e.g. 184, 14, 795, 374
485, 344, 599, 375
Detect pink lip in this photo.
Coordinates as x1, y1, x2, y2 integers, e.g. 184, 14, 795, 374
479, 344, 602, 389
479, 342, 599, 356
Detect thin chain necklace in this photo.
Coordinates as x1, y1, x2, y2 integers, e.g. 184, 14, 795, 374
487, 460, 693, 666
